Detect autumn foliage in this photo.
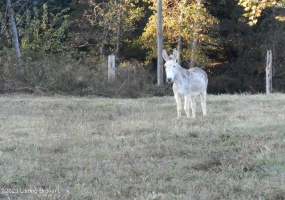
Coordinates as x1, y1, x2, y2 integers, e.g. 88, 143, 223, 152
1, 0, 285, 95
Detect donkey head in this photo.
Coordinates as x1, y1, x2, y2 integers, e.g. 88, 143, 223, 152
162, 49, 179, 83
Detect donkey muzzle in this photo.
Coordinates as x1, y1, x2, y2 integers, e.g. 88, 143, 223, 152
166, 78, 173, 83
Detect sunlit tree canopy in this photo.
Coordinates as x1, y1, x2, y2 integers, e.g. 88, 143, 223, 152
239, 0, 285, 25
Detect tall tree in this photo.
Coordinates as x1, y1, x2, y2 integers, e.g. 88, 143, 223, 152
189, 0, 202, 68
177, 0, 187, 63
2, 0, 72, 58
141, 0, 218, 66
115, 0, 123, 58
84, 0, 145, 60
239, 0, 285, 79
7, 0, 21, 64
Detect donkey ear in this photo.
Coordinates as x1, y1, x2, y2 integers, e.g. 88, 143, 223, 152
172, 49, 179, 60
162, 49, 169, 61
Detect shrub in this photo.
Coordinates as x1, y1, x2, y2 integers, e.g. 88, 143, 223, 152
0, 49, 171, 97
91, 62, 171, 98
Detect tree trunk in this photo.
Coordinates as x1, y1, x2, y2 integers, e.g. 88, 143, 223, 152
7, 0, 22, 66
266, 50, 273, 94
115, 0, 122, 59
157, 0, 163, 86
177, 0, 187, 64
189, 0, 202, 68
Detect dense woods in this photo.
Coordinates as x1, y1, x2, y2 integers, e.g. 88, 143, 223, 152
1, 0, 285, 96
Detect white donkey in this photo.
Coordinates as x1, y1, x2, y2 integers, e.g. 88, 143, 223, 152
162, 49, 208, 119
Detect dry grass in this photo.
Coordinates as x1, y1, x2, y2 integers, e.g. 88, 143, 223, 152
0, 94, 285, 200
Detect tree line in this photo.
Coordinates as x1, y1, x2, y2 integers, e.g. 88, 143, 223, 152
1, 0, 285, 95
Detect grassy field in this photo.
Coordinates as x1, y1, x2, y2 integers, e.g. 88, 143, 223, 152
0, 94, 285, 200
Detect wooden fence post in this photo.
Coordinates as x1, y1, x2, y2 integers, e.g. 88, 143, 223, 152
266, 50, 272, 94
108, 54, 115, 82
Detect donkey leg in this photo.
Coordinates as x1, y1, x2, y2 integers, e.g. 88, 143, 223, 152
200, 90, 207, 116
190, 96, 196, 118
174, 93, 182, 119
184, 95, 190, 118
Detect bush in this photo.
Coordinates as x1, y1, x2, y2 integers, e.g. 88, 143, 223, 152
20, 54, 85, 94
0, 49, 172, 97
91, 62, 171, 98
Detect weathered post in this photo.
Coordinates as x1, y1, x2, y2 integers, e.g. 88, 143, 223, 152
108, 54, 116, 82
266, 50, 272, 94
157, 0, 163, 86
